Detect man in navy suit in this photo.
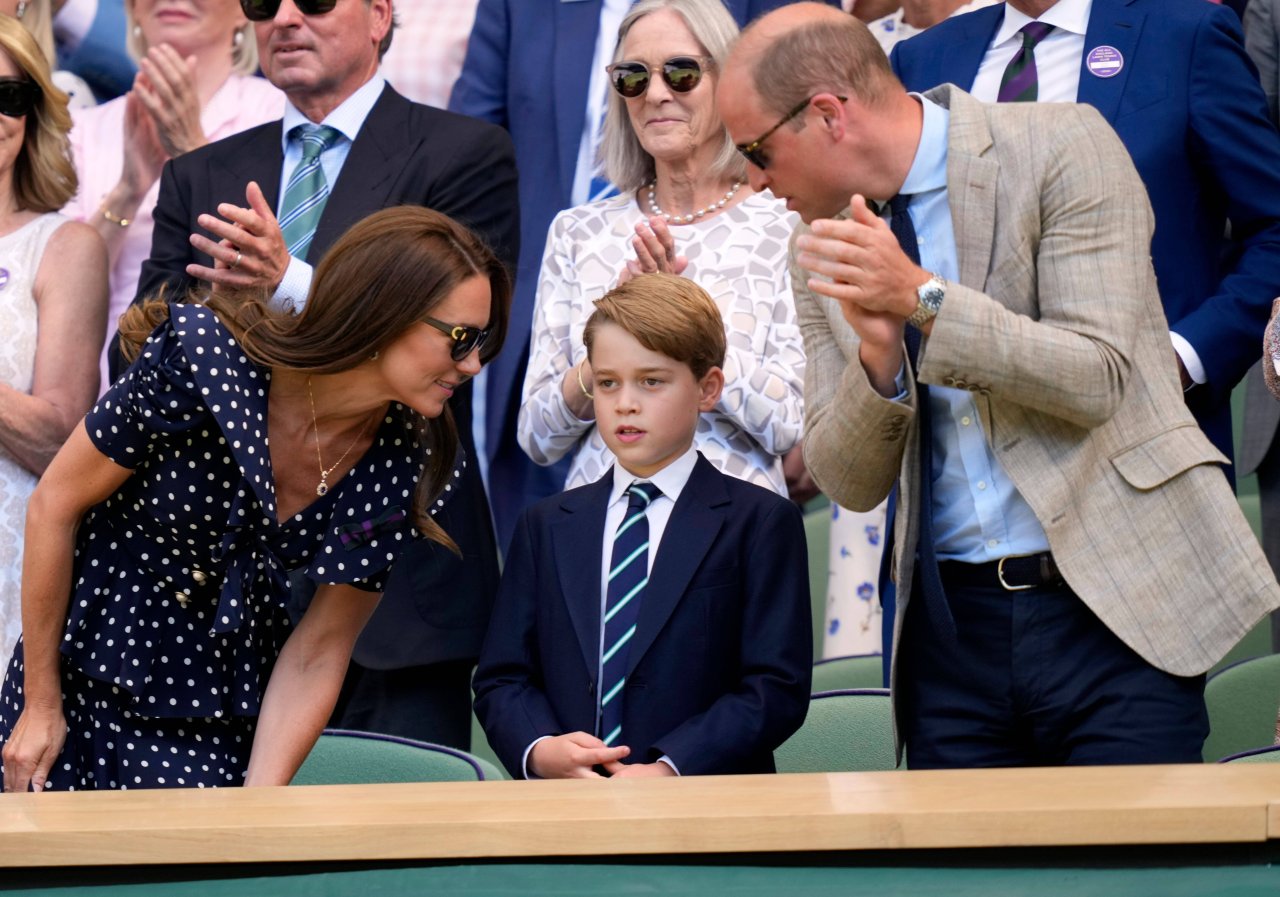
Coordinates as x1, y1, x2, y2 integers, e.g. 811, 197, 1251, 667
891, 0, 1280, 467
131, 0, 519, 751
473, 274, 811, 778
449, 0, 836, 551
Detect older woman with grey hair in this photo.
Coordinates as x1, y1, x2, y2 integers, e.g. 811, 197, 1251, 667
518, 0, 804, 496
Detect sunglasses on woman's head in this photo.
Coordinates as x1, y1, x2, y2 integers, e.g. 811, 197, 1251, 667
606, 56, 712, 98
423, 317, 491, 362
0, 79, 39, 118
239, 0, 338, 21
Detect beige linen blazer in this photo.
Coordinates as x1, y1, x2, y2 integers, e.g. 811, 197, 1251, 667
796, 85, 1280, 681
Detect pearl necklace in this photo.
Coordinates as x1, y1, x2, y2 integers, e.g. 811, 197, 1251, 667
646, 179, 743, 224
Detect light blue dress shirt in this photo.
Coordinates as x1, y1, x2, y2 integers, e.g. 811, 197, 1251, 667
273, 74, 386, 312
901, 96, 1049, 562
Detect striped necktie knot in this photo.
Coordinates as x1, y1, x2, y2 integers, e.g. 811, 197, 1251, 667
625, 481, 661, 512
998, 21, 1055, 103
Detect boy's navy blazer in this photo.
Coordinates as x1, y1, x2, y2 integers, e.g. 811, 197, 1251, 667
473, 454, 812, 778
889, 0, 1280, 461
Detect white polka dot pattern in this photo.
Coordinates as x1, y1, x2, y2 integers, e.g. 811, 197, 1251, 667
12, 304, 429, 733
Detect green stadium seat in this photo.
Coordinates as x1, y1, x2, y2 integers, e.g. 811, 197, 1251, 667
292, 729, 506, 784
1203, 654, 1280, 761
811, 653, 884, 693
775, 688, 898, 773
1218, 744, 1280, 763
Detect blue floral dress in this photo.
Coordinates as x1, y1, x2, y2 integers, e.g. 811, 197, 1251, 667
0, 304, 427, 789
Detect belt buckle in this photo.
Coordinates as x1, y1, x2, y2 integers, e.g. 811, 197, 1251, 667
996, 554, 1038, 592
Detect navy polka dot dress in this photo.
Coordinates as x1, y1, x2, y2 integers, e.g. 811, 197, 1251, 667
0, 305, 428, 789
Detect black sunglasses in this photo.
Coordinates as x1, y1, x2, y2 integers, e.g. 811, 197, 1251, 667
423, 316, 491, 362
239, 0, 338, 21
606, 56, 712, 98
0, 79, 39, 118
735, 94, 847, 169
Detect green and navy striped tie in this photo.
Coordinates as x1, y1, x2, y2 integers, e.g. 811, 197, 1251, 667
279, 124, 341, 261
600, 481, 661, 748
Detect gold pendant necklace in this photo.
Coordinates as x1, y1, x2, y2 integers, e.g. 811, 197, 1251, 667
307, 376, 373, 497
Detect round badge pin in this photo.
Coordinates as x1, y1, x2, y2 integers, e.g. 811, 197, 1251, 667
1086, 45, 1123, 79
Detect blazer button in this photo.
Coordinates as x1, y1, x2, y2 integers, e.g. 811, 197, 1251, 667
174, 591, 190, 608
191, 569, 208, 586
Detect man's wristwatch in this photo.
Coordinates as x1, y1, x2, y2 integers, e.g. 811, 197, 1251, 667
906, 273, 946, 329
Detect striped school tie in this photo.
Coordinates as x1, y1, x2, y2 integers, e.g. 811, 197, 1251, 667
278, 124, 341, 261
600, 481, 661, 747
997, 22, 1055, 103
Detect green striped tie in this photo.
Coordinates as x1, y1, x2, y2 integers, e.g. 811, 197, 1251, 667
279, 124, 341, 261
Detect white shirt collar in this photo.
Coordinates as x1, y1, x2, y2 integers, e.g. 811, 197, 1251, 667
608, 446, 700, 509
280, 73, 386, 152
993, 0, 1092, 46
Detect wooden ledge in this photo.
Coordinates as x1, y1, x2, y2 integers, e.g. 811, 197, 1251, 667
3, 764, 1280, 867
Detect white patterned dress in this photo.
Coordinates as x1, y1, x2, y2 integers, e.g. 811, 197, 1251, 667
519, 190, 804, 494
0, 213, 71, 670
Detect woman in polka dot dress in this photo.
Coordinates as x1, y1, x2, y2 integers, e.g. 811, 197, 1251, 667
0, 207, 509, 791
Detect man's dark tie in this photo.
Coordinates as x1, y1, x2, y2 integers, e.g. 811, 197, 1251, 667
600, 481, 661, 747
888, 194, 956, 642
997, 22, 1055, 103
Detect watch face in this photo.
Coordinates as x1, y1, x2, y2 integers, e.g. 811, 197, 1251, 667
919, 276, 945, 313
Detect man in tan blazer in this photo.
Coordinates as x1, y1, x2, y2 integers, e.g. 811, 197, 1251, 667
720, 3, 1280, 767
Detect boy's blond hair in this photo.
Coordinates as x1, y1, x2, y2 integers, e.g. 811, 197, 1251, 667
584, 273, 726, 378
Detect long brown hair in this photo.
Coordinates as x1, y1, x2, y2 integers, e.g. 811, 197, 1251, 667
119, 206, 511, 548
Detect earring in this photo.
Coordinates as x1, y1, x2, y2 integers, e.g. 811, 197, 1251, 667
14, 0, 25, 19
132, 24, 142, 39
233, 28, 244, 48
370, 350, 380, 360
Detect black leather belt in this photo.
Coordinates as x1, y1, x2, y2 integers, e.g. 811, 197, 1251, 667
938, 552, 1063, 592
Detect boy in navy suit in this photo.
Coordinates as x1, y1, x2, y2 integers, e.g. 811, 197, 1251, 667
474, 274, 812, 779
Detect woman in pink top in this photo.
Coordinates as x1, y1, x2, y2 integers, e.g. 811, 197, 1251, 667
63, 0, 283, 395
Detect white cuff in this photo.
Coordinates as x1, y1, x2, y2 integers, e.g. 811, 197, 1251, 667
657, 755, 680, 776
521, 735, 552, 780
271, 256, 314, 313
1169, 331, 1206, 386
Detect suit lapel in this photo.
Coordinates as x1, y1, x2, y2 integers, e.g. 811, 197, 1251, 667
553, 0, 603, 198
933, 87, 999, 295
311, 85, 416, 261
627, 457, 728, 675
941, 5, 1003, 91
1075, 0, 1142, 124
209, 123, 285, 215
551, 475, 611, 677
